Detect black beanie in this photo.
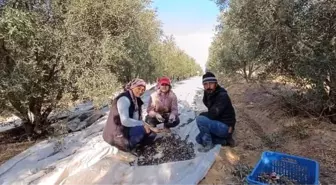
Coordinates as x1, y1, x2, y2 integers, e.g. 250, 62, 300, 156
202, 72, 217, 84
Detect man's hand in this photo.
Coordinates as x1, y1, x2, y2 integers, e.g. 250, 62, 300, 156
228, 127, 233, 134
155, 113, 165, 122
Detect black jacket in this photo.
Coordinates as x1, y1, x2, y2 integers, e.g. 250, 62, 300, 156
200, 85, 236, 129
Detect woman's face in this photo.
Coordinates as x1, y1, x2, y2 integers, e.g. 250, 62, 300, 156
159, 83, 170, 93
132, 86, 146, 97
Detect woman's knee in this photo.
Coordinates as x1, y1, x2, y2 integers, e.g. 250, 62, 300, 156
129, 126, 146, 140
146, 132, 157, 143
133, 125, 146, 134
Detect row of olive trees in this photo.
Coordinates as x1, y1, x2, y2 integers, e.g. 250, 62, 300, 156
152, 36, 202, 80
0, 0, 202, 135
208, 0, 336, 123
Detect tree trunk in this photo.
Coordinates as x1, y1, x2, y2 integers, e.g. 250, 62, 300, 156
242, 61, 250, 83
21, 113, 49, 140
22, 120, 34, 137
248, 62, 254, 81
324, 72, 336, 124
329, 110, 336, 124
22, 111, 49, 136
247, 69, 253, 82
243, 68, 249, 83
15, 104, 53, 137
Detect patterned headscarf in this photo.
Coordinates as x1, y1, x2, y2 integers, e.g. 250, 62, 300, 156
124, 78, 146, 112
124, 78, 146, 91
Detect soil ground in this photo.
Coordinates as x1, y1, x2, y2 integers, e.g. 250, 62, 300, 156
199, 79, 336, 185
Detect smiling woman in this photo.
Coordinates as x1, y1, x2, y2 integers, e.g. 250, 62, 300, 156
145, 76, 180, 132
103, 78, 158, 153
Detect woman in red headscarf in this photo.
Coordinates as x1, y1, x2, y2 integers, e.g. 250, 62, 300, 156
145, 76, 180, 132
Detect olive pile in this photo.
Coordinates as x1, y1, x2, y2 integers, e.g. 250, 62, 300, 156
258, 172, 299, 185
130, 134, 196, 166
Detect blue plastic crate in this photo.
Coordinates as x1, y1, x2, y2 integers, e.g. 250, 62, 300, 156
247, 151, 319, 185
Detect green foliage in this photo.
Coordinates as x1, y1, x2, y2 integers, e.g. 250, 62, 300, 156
0, 7, 67, 129
0, 0, 201, 134
208, 0, 336, 121
207, 1, 268, 82
153, 36, 202, 80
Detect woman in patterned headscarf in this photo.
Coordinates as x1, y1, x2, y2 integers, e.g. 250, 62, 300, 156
103, 78, 159, 152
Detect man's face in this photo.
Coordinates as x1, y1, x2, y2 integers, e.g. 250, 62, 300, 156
203, 82, 217, 93
132, 86, 146, 97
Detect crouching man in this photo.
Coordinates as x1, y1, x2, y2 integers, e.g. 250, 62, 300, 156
196, 72, 236, 152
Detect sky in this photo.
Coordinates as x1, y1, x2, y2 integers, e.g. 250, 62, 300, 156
151, 0, 220, 71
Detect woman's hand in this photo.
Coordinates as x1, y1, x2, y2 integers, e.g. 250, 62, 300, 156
150, 126, 160, 133
144, 122, 160, 133
155, 113, 165, 122
144, 123, 151, 134
163, 107, 169, 113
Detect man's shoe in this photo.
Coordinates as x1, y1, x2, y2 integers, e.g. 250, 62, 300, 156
226, 137, 236, 147
197, 144, 215, 153
219, 140, 227, 146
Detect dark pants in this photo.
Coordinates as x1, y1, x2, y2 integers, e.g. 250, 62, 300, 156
128, 126, 156, 150
195, 115, 230, 146
145, 113, 180, 128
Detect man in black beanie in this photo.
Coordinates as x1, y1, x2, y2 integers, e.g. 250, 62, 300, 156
196, 72, 236, 152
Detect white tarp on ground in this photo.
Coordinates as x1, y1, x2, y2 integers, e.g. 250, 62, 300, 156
0, 116, 21, 133
0, 77, 221, 185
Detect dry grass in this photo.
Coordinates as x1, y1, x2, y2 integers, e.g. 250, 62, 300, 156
281, 118, 312, 139
0, 141, 36, 165
0, 126, 42, 165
